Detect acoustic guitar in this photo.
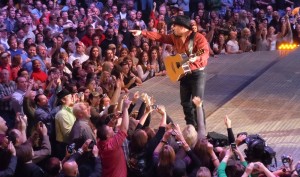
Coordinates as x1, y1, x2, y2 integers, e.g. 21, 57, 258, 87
164, 49, 205, 82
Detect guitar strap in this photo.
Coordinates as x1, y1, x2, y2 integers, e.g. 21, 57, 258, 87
188, 32, 196, 56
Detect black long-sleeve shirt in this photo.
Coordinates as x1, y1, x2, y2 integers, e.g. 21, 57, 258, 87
0, 156, 17, 177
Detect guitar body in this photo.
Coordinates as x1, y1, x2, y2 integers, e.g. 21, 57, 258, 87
164, 54, 189, 82
164, 49, 205, 82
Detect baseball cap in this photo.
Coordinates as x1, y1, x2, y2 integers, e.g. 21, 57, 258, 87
75, 41, 85, 47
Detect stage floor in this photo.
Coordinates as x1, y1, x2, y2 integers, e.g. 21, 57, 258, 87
130, 49, 300, 164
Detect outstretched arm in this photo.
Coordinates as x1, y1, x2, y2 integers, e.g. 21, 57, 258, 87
192, 96, 206, 137
130, 30, 174, 44
224, 115, 235, 144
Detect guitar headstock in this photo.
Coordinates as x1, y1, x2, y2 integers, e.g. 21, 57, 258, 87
196, 49, 205, 56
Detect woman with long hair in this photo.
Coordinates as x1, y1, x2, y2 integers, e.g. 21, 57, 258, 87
226, 30, 243, 54
136, 51, 153, 82
193, 137, 220, 174
147, 18, 157, 32
62, 41, 75, 55
128, 105, 167, 177
149, 47, 166, 77
123, 56, 138, 76
35, 33, 45, 46
213, 34, 227, 54
267, 26, 279, 51
11, 54, 22, 80
87, 46, 103, 74
256, 25, 269, 51
156, 145, 176, 177
23, 38, 33, 52
239, 28, 253, 52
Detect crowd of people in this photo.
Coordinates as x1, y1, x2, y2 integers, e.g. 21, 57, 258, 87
0, 0, 300, 177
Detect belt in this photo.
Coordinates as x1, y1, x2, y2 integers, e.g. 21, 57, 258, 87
191, 67, 205, 72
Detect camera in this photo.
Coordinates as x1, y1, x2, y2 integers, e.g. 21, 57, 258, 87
171, 130, 177, 136
176, 141, 183, 146
88, 140, 95, 150
67, 143, 76, 154
151, 105, 158, 110
78, 92, 83, 98
295, 163, 300, 175
231, 143, 237, 149
281, 155, 290, 163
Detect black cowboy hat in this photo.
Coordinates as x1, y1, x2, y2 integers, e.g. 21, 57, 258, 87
170, 15, 192, 30
57, 89, 71, 104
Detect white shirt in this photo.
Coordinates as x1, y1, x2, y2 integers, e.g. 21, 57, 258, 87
226, 40, 239, 53
213, 43, 226, 54
11, 89, 25, 114
68, 52, 89, 64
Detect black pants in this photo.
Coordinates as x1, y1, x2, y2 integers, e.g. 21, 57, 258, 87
180, 70, 206, 126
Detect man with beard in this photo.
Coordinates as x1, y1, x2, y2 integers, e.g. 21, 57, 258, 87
100, 27, 117, 55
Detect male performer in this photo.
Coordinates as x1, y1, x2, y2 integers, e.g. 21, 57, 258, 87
131, 15, 209, 127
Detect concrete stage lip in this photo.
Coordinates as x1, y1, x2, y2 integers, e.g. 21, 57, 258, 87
129, 49, 300, 162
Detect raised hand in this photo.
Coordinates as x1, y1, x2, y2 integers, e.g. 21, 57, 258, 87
224, 115, 231, 128
132, 91, 139, 104
92, 145, 99, 158
192, 96, 202, 107
157, 105, 166, 115
37, 122, 48, 136
129, 30, 142, 36
7, 142, 16, 156
123, 96, 132, 109
162, 129, 173, 141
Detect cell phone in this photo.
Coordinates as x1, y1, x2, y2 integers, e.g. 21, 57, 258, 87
67, 143, 76, 154
151, 105, 157, 110
253, 163, 259, 170
170, 123, 175, 129
38, 121, 43, 128
88, 140, 95, 150
78, 92, 83, 98
231, 143, 237, 149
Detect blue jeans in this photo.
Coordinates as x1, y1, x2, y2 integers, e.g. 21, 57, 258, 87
136, 0, 153, 11
180, 70, 206, 126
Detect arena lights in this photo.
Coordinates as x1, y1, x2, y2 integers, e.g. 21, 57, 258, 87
278, 43, 299, 50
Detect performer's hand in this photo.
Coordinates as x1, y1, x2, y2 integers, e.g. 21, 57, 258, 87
129, 30, 142, 36
188, 56, 198, 63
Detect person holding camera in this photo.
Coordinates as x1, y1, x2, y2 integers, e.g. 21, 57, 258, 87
62, 139, 102, 177
217, 147, 248, 177
241, 162, 275, 177
272, 155, 300, 177
96, 95, 131, 177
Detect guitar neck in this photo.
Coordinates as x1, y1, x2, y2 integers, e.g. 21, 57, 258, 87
178, 49, 204, 66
